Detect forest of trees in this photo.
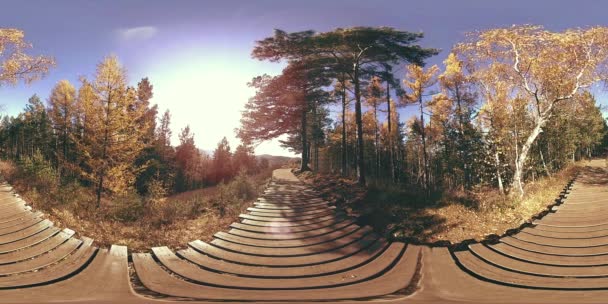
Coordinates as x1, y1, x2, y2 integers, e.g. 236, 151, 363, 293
2, 25, 608, 210
0, 31, 263, 207
239, 25, 608, 197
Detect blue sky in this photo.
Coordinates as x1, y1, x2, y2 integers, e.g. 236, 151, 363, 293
1, 0, 608, 156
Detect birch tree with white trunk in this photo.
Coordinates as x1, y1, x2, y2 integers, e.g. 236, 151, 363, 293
456, 25, 608, 197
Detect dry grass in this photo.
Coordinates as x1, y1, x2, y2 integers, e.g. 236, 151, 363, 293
0, 160, 273, 252
297, 162, 584, 244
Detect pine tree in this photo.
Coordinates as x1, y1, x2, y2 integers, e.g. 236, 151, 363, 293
154, 109, 175, 190
233, 144, 256, 174
133, 77, 161, 194
252, 27, 439, 184
22, 95, 50, 159
174, 125, 200, 191
212, 137, 233, 183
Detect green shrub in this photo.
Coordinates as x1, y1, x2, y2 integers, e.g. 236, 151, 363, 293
19, 150, 58, 192
145, 178, 168, 201
212, 170, 258, 217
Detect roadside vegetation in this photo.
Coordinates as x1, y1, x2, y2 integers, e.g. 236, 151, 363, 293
0, 30, 292, 251
242, 25, 608, 242
297, 161, 583, 244
240, 26, 608, 200
0, 158, 275, 251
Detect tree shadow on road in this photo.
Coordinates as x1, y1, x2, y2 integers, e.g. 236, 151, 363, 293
298, 174, 475, 244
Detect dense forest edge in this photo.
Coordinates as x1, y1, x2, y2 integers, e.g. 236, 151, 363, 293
1, 25, 608, 250
295, 161, 581, 244
239, 26, 608, 197
236, 25, 608, 244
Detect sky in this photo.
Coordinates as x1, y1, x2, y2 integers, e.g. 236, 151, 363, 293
1, 0, 608, 156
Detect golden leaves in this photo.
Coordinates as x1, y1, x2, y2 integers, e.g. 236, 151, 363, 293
0, 28, 55, 86
457, 25, 608, 105
402, 64, 439, 103
442, 52, 463, 78
73, 56, 147, 197
428, 93, 451, 123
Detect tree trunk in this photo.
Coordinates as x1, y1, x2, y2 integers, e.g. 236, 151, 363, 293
373, 104, 379, 178
300, 102, 311, 172
55, 134, 60, 183
539, 143, 551, 177
513, 118, 545, 198
96, 174, 104, 208
572, 150, 576, 162
353, 65, 366, 185
454, 86, 470, 189
97, 92, 112, 208
341, 86, 347, 177
386, 79, 396, 182
313, 100, 319, 172
419, 97, 430, 195
494, 150, 504, 195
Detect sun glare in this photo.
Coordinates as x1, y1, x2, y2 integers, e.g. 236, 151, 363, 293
149, 55, 292, 156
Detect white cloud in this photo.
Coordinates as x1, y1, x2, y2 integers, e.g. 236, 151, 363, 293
116, 26, 157, 41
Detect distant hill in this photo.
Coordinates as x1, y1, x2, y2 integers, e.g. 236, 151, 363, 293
256, 154, 299, 168
198, 149, 297, 168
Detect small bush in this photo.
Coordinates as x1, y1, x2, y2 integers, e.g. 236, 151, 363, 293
146, 193, 208, 227
107, 192, 145, 222
212, 171, 258, 217
54, 181, 89, 207
229, 170, 257, 201
0, 160, 17, 181
180, 194, 207, 216
19, 151, 58, 192
148, 199, 178, 226
145, 178, 168, 201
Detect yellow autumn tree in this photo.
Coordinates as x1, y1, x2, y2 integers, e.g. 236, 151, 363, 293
477, 81, 513, 194
427, 93, 451, 140
456, 25, 608, 197
76, 56, 147, 207
0, 28, 54, 86
48, 80, 76, 179
403, 64, 439, 193
438, 52, 478, 189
